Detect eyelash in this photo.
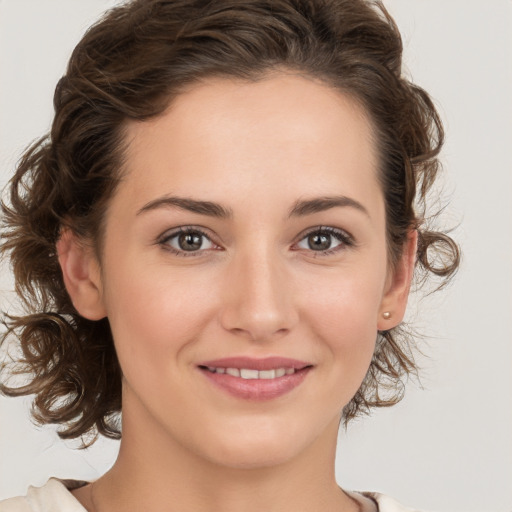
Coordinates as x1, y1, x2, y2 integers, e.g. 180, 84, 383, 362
157, 226, 355, 257
157, 226, 218, 257
293, 226, 355, 256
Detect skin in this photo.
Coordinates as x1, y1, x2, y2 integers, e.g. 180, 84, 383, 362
59, 73, 416, 512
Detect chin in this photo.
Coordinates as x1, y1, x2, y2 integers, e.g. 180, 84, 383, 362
205, 441, 301, 470
195, 418, 326, 470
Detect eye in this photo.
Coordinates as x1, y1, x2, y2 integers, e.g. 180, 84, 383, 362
159, 228, 217, 255
295, 227, 353, 254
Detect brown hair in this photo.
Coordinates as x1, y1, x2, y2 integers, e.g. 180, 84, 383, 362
1, 0, 459, 443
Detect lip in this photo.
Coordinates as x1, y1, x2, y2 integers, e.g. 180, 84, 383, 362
197, 357, 313, 401
198, 356, 311, 371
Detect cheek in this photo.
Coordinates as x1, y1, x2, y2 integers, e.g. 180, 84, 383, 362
301, 261, 385, 334
102, 261, 219, 375
299, 265, 385, 392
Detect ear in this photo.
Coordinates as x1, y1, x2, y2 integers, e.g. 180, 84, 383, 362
377, 229, 417, 330
56, 228, 107, 321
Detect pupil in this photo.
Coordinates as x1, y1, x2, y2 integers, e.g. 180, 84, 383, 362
179, 232, 202, 251
308, 233, 331, 251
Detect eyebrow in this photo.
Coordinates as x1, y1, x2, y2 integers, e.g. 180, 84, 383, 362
137, 196, 233, 218
137, 194, 369, 219
288, 195, 369, 218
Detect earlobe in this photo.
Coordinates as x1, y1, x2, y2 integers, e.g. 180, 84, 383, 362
56, 228, 107, 321
377, 230, 417, 330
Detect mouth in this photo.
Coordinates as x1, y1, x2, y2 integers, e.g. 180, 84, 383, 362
197, 357, 313, 400
201, 366, 298, 379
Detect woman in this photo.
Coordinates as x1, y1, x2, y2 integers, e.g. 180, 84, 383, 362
0, 0, 459, 510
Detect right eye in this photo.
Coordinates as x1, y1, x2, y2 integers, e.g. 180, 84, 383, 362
159, 228, 217, 256
293, 226, 355, 256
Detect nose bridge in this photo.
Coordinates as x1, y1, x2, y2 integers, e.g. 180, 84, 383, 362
220, 240, 297, 340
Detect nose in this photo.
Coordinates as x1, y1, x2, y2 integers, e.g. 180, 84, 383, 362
219, 246, 299, 342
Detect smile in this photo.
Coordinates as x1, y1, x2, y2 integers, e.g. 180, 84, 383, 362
198, 357, 313, 400
204, 367, 297, 379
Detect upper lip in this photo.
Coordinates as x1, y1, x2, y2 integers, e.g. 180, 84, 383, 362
198, 357, 312, 371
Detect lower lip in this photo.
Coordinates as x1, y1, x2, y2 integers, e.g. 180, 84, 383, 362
199, 367, 312, 401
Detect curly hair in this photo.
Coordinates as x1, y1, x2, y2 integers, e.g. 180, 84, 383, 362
0, 0, 459, 443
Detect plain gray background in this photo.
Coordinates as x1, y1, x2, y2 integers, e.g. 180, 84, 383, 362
0, 1, 511, 511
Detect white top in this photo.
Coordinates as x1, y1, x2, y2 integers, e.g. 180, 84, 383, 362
0, 479, 423, 512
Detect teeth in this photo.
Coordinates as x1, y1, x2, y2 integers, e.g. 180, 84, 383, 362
240, 369, 259, 379
207, 367, 296, 379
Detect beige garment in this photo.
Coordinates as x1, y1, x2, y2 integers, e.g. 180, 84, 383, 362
0, 478, 423, 512
0, 479, 86, 512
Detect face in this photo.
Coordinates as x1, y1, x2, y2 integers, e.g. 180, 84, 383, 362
62, 73, 414, 469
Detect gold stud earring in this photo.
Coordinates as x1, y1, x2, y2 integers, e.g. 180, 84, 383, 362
382, 311, 391, 320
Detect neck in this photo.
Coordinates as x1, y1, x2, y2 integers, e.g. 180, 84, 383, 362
86, 391, 359, 512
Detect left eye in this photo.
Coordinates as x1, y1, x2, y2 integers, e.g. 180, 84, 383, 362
296, 228, 350, 252
162, 230, 215, 253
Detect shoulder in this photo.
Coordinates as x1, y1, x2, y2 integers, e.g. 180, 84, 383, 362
0, 479, 88, 512
350, 490, 431, 512
364, 492, 431, 512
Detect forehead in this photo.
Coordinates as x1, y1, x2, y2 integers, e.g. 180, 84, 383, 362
119, 73, 380, 215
